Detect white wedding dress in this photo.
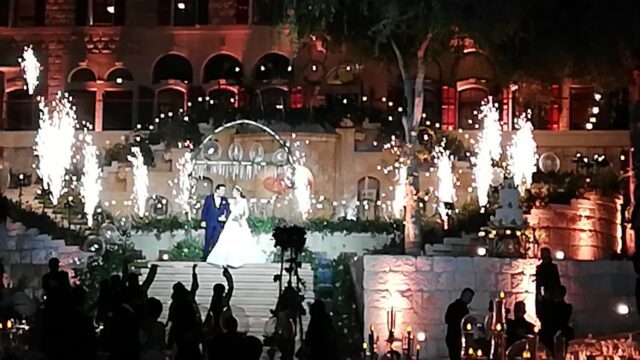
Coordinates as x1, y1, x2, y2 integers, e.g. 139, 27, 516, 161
205, 198, 267, 268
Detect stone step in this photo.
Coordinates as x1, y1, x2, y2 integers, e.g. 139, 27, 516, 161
443, 237, 472, 246
141, 262, 314, 338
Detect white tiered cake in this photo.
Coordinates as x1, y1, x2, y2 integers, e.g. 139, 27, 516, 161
489, 177, 525, 228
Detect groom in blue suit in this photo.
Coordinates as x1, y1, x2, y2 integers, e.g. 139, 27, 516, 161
201, 183, 231, 260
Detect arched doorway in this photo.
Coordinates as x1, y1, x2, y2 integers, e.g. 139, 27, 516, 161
202, 53, 243, 84
357, 176, 380, 220
253, 53, 293, 84
67, 67, 97, 129
152, 54, 193, 84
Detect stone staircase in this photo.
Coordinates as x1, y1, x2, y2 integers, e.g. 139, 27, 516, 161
424, 234, 477, 256
0, 217, 89, 298
141, 261, 315, 338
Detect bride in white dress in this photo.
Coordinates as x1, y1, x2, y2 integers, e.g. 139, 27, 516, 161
206, 185, 267, 268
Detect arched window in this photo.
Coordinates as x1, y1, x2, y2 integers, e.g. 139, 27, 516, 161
457, 86, 489, 130
69, 68, 97, 82
157, 87, 186, 114
152, 54, 193, 84
5, 89, 38, 130
253, 86, 288, 121
67, 67, 98, 128
253, 53, 293, 84
202, 54, 243, 84
106, 67, 134, 83
357, 176, 380, 220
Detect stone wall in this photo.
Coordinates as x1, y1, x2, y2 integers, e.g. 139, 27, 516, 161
361, 255, 636, 359
527, 194, 622, 260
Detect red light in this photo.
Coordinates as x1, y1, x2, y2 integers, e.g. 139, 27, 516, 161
290, 86, 303, 109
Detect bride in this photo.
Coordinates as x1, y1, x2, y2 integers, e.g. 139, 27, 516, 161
206, 185, 267, 268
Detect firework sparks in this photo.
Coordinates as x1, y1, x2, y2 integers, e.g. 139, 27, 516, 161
35, 93, 77, 204
80, 132, 102, 226
19, 45, 40, 95
128, 147, 148, 217
508, 111, 538, 193
472, 97, 502, 207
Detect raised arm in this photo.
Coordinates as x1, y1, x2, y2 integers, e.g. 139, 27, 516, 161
141, 264, 158, 292
190, 263, 199, 296
223, 267, 234, 306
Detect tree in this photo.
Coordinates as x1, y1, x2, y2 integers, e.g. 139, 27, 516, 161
285, 0, 526, 253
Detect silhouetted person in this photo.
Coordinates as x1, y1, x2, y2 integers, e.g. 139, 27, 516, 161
506, 301, 535, 348
94, 279, 111, 325
209, 316, 243, 360
48, 287, 97, 360
552, 286, 574, 344
298, 299, 339, 360
239, 336, 264, 360
42, 258, 71, 308
535, 248, 561, 320
141, 297, 166, 360
108, 292, 141, 360
445, 288, 475, 360
204, 267, 233, 342
168, 279, 202, 360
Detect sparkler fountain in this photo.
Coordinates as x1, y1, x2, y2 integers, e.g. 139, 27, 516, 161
35, 93, 77, 205
508, 112, 538, 194
128, 147, 149, 217
18, 45, 40, 95
80, 132, 102, 226
435, 142, 456, 228
472, 98, 502, 207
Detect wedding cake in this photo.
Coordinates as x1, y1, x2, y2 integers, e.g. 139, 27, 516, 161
489, 177, 525, 228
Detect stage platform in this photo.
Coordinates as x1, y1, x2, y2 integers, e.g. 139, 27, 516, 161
140, 261, 315, 337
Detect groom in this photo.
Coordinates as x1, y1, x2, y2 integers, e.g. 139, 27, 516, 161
201, 183, 231, 260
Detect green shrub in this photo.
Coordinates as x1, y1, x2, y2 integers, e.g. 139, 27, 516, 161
169, 238, 203, 261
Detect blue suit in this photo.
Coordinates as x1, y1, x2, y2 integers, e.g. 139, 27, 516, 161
201, 195, 231, 256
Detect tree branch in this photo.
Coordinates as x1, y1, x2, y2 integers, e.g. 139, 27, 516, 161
391, 38, 412, 141
411, 33, 433, 131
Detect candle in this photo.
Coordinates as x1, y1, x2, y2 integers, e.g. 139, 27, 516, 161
416, 344, 421, 359
369, 325, 375, 353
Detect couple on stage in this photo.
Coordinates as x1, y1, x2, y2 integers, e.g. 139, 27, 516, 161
201, 184, 267, 267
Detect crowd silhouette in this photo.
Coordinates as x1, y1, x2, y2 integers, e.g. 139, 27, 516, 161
444, 247, 575, 358
41, 260, 269, 360
0, 257, 342, 360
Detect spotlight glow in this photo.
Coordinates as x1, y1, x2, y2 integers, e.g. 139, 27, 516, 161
508, 111, 538, 194
80, 132, 102, 226
616, 303, 630, 315
128, 147, 148, 217
472, 97, 502, 207
35, 93, 77, 204
19, 45, 40, 95
477, 247, 487, 256
554, 250, 565, 261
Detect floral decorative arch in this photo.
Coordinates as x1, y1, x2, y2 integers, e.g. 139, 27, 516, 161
192, 119, 297, 185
